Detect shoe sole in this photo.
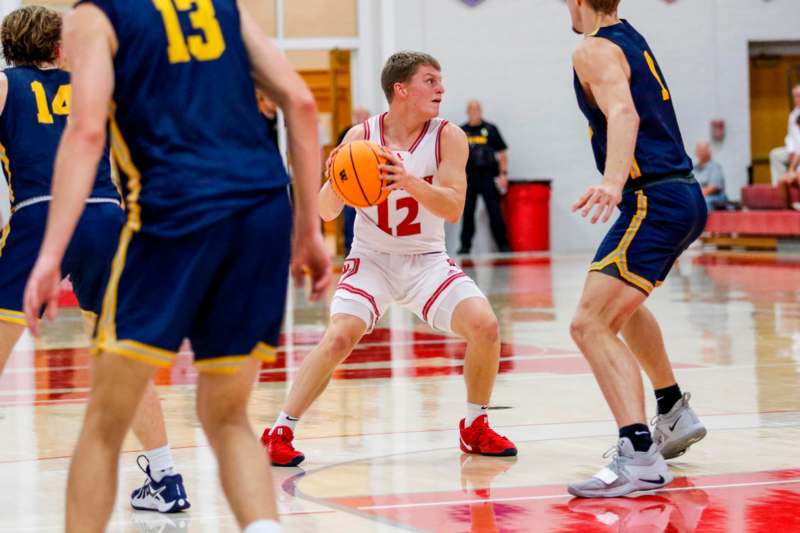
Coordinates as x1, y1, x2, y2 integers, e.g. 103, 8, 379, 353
567, 472, 674, 499
271, 455, 305, 467
480, 448, 518, 457
130, 501, 191, 513
662, 424, 707, 460
460, 445, 518, 457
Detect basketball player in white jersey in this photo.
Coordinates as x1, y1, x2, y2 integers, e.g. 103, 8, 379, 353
262, 51, 517, 466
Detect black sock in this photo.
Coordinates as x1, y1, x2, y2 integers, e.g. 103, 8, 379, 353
655, 383, 683, 415
619, 424, 653, 452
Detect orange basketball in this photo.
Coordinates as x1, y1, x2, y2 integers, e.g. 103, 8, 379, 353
330, 140, 390, 208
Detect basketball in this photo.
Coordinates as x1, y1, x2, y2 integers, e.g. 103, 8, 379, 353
330, 140, 390, 208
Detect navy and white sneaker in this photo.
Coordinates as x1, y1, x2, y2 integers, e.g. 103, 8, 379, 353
130, 455, 191, 513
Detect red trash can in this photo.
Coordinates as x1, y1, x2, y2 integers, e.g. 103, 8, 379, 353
504, 179, 551, 252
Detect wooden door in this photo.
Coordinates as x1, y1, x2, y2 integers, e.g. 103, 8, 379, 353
750, 54, 800, 184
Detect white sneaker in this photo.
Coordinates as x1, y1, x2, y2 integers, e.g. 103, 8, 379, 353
652, 392, 707, 460
568, 438, 673, 498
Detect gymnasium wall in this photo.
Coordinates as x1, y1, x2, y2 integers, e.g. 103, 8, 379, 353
375, 0, 799, 252
1, 0, 796, 252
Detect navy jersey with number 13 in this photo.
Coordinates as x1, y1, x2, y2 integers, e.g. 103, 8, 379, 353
78, 0, 288, 237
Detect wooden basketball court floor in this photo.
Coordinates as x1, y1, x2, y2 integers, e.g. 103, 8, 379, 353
0, 250, 798, 532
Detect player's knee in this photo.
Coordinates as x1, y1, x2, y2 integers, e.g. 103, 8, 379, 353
324, 329, 360, 359
83, 407, 130, 447
323, 317, 364, 356
197, 394, 247, 438
197, 400, 247, 436
464, 312, 499, 346
570, 312, 598, 345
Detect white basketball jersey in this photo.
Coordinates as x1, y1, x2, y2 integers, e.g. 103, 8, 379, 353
352, 113, 449, 255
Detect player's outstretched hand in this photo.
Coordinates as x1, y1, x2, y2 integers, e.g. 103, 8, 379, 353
572, 182, 622, 224
22, 255, 62, 337
291, 231, 332, 303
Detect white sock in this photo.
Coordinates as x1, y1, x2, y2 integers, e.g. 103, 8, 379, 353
145, 445, 176, 483
466, 403, 489, 426
270, 411, 300, 434
243, 519, 281, 533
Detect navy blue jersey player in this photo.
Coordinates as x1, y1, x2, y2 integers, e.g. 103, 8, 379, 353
0, 6, 192, 516
0, 11, 118, 334
564, 0, 707, 498
23, 1, 331, 531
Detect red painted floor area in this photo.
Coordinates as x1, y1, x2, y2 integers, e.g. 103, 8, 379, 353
323, 469, 800, 533
0, 328, 703, 405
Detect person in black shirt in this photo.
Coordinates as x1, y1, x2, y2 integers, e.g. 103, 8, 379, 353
459, 100, 510, 254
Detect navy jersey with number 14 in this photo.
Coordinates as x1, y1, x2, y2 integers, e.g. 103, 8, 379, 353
0, 66, 117, 209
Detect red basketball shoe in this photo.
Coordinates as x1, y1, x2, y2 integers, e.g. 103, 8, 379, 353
459, 415, 517, 457
261, 426, 305, 467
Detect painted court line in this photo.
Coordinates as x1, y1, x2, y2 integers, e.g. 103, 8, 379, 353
356, 477, 800, 511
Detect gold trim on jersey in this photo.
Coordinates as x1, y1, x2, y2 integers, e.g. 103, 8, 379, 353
101, 339, 176, 367
93, 223, 177, 367
0, 308, 25, 326
0, 221, 9, 257
194, 343, 277, 374
93, 224, 132, 356
93, 106, 164, 364
252, 342, 277, 363
0, 143, 14, 205
589, 190, 654, 294
630, 157, 642, 179
108, 104, 141, 231
194, 356, 251, 375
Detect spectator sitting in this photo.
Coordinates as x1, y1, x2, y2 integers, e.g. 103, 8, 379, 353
694, 141, 727, 211
770, 84, 800, 200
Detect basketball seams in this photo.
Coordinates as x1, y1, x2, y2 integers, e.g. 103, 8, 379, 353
367, 143, 387, 205
333, 139, 388, 208
329, 164, 349, 204
348, 143, 372, 207
330, 153, 355, 205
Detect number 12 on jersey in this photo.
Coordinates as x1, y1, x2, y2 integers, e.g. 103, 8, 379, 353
377, 197, 421, 237
376, 176, 433, 237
